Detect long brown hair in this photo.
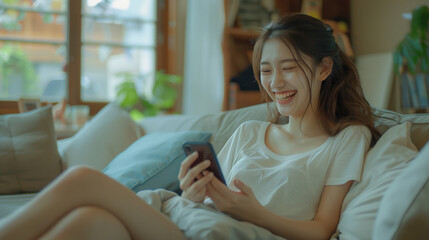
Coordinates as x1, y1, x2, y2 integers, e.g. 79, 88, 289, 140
252, 14, 380, 145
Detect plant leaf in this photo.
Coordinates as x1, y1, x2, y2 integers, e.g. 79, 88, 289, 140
168, 75, 182, 84
402, 38, 419, 73
421, 41, 429, 73
142, 104, 158, 117
116, 81, 139, 108
411, 6, 429, 38
153, 85, 177, 109
405, 34, 424, 53
393, 50, 403, 75
129, 109, 145, 121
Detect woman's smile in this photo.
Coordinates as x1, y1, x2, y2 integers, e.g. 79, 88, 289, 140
275, 90, 297, 104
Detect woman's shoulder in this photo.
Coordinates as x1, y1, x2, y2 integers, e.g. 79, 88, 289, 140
237, 120, 269, 129
234, 120, 269, 137
335, 124, 371, 142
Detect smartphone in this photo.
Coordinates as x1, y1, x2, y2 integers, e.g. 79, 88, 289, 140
183, 142, 226, 184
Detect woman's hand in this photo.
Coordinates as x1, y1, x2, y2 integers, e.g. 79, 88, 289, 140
178, 151, 214, 202
206, 177, 265, 222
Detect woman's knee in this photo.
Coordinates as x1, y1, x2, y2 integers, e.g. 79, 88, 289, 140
69, 206, 121, 227
64, 166, 98, 179
42, 206, 131, 240
71, 206, 131, 239
57, 166, 99, 186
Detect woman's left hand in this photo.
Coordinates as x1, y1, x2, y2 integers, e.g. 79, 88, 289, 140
206, 176, 265, 222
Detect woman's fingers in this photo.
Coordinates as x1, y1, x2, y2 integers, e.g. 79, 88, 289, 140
206, 181, 229, 208
178, 151, 198, 180
187, 171, 214, 195
179, 159, 211, 191
233, 179, 253, 195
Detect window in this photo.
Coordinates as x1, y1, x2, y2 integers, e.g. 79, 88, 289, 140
81, 0, 156, 101
0, 0, 67, 101
0, 0, 166, 114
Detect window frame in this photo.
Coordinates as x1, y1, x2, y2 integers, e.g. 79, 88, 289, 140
0, 0, 170, 115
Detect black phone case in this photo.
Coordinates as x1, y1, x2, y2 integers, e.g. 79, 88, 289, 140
183, 142, 226, 184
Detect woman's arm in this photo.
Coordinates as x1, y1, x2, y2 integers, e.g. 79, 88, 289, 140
254, 182, 352, 240
207, 177, 352, 240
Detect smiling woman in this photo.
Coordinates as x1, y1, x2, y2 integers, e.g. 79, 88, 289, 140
252, 15, 380, 145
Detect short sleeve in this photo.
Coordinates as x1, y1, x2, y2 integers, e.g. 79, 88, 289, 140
217, 122, 247, 179
326, 125, 371, 185
217, 121, 261, 182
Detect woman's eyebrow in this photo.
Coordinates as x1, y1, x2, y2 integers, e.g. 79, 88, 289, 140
260, 59, 296, 65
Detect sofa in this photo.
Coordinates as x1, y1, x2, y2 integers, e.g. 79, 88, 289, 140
0, 103, 428, 239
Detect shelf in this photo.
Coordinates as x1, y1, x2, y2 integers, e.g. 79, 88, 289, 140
82, 13, 155, 24
223, 0, 351, 110
82, 40, 154, 49
228, 28, 259, 40
228, 83, 263, 110
0, 36, 65, 45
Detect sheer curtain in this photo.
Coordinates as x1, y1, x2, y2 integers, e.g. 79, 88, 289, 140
182, 0, 225, 114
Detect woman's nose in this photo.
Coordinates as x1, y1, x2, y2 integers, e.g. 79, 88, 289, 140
270, 70, 285, 89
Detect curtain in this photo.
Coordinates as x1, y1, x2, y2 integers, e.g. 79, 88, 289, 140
182, 0, 225, 114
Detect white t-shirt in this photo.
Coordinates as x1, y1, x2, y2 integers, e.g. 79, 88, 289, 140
210, 120, 371, 221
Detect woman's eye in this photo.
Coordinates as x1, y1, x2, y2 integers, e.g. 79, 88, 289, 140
283, 66, 295, 71
261, 69, 271, 74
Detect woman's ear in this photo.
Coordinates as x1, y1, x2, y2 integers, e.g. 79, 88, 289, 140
318, 57, 333, 81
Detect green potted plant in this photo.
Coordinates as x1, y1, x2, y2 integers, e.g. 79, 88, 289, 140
115, 71, 182, 120
393, 5, 429, 74
393, 5, 429, 110
0, 44, 38, 98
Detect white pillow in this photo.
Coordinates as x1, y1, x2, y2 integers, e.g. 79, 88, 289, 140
373, 142, 429, 239
59, 104, 144, 170
337, 122, 418, 240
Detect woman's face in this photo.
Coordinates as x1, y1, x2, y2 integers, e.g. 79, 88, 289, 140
260, 38, 322, 117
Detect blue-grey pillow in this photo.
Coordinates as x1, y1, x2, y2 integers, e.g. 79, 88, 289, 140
102, 131, 211, 193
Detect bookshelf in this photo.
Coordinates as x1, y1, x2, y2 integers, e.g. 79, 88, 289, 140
222, 0, 352, 110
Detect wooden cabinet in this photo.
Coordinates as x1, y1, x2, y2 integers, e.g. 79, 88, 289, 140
222, 0, 351, 110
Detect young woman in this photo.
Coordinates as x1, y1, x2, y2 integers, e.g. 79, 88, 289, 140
0, 14, 380, 240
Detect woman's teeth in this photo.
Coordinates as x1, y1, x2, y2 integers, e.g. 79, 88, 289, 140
276, 91, 297, 101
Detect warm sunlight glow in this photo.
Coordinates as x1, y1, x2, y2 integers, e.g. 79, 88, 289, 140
87, 0, 129, 9
87, 0, 102, 7
112, 0, 130, 10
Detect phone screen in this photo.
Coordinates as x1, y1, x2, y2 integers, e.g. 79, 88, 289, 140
183, 142, 226, 184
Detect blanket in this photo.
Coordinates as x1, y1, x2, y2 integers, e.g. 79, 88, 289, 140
136, 189, 284, 240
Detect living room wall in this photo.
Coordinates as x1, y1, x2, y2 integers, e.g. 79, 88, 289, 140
351, 0, 428, 55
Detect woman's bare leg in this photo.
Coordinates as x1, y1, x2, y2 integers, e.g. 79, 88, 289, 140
0, 166, 187, 240
39, 206, 131, 240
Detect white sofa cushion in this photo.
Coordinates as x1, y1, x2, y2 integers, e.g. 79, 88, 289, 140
58, 103, 144, 170
373, 142, 429, 239
0, 193, 37, 219
337, 122, 418, 239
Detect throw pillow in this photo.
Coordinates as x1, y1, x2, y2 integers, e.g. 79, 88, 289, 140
102, 131, 211, 193
373, 107, 429, 150
337, 122, 419, 239
373, 142, 429, 239
58, 103, 145, 170
0, 106, 62, 194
